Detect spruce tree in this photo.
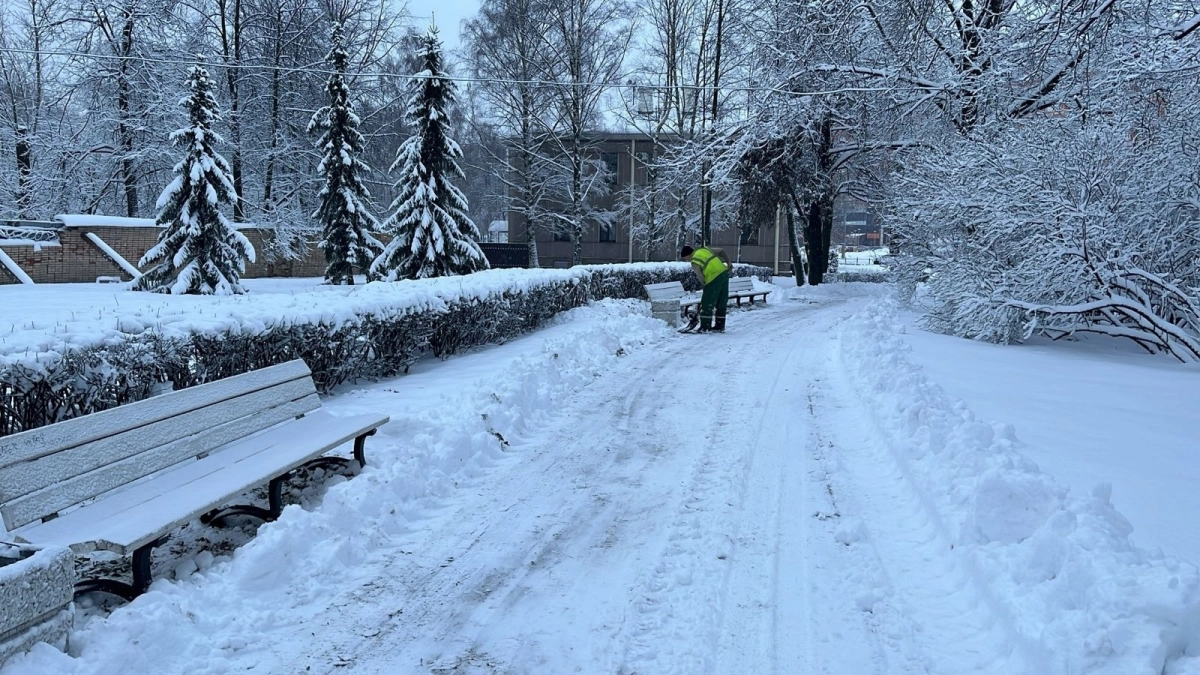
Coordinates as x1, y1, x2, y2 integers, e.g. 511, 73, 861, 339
309, 21, 382, 285
136, 61, 254, 295
373, 24, 489, 280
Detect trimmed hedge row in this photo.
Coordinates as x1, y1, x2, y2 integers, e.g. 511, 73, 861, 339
1, 263, 769, 438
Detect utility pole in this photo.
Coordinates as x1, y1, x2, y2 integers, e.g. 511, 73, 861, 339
629, 137, 635, 262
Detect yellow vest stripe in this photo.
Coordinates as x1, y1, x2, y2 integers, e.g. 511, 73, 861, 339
691, 247, 727, 285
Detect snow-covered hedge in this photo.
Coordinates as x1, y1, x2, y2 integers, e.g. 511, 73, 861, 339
0, 263, 769, 437
840, 298, 1200, 673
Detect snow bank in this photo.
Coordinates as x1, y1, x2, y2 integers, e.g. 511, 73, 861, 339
839, 296, 1200, 674
0, 299, 671, 675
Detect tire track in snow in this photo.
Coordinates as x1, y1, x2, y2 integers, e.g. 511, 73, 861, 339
807, 342, 1034, 674
617, 302, 892, 675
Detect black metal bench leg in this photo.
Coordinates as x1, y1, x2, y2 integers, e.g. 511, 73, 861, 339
299, 429, 374, 473
353, 429, 375, 467
75, 535, 169, 602
201, 475, 287, 525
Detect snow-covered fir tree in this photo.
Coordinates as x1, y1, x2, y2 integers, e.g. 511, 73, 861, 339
309, 21, 382, 285
373, 24, 488, 280
135, 61, 254, 295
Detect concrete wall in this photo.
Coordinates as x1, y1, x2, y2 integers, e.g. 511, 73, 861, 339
0, 226, 325, 285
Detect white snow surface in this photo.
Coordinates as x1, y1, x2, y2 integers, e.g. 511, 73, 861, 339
54, 215, 157, 228
898, 310, 1200, 564
3, 286, 1198, 674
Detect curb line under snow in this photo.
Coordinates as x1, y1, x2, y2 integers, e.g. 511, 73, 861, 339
838, 296, 1200, 674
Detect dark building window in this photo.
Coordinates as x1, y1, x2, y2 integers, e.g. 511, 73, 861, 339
740, 224, 760, 246
599, 222, 616, 242
600, 152, 620, 184
553, 228, 570, 242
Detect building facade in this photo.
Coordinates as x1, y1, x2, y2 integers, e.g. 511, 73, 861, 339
506, 133, 796, 272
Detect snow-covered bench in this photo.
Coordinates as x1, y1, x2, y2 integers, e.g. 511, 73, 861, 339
0, 360, 389, 601
727, 277, 770, 307
644, 277, 769, 316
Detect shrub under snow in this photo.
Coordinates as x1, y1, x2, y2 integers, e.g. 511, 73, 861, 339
0, 263, 769, 437
889, 118, 1200, 361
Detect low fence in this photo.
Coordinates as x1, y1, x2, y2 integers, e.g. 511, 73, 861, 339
479, 243, 530, 269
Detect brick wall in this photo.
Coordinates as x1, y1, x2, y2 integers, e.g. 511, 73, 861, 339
0, 226, 325, 285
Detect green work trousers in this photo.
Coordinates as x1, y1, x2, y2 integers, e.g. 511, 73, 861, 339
699, 271, 729, 329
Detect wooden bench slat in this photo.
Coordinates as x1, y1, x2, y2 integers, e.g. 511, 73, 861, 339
0, 377, 319, 504
0, 360, 313, 470
9, 413, 307, 551
644, 281, 685, 301
13, 411, 389, 554
2, 393, 322, 530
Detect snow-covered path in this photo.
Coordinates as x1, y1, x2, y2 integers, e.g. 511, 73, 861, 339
6, 289, 1196, 675
176, 294, 963, 674
238, 295, 908, 674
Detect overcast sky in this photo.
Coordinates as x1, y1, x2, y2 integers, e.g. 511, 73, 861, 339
406, 0, 479, 53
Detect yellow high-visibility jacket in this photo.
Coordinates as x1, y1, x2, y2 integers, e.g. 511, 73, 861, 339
690, 247, 730, 285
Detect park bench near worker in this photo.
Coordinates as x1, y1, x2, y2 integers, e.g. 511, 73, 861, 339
680, 245, 732, 333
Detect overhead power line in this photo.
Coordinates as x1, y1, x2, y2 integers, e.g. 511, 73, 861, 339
0, 46, 898, 97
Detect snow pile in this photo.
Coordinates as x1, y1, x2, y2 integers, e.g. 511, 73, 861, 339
839, 296, 1200, 674
0, 299, 670, 675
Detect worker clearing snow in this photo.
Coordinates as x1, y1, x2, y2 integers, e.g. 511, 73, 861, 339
679, 245, 732, 333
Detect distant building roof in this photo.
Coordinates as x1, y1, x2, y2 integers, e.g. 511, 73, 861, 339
54, 214, 264, 229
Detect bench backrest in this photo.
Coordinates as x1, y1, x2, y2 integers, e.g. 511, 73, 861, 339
728, 277, 755, 293
0, 360, 321, 532
644, 281, 685, 301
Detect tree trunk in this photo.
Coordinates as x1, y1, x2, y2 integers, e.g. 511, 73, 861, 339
118, 10, 138, 217
15, 125, 32, 218
519, 118, 540, 267
570, 138, 584, 266
805, 203, 821, 285
786, 206, 805, 286
261, 51, 281, 213
221, 0, 245, 221
699, 0, 726, 245
804, 113, 836, 285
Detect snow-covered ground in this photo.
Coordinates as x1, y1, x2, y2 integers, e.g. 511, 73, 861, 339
838, 247, 889, 275
3, 284, 1198, 674
900, 312, 1200, 564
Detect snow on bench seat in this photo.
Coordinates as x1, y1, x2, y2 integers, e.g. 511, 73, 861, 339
13, 411, 386, 554
727, 277, 770, 307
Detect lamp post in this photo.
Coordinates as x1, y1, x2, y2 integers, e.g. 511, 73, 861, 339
773, 202, 782, 276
